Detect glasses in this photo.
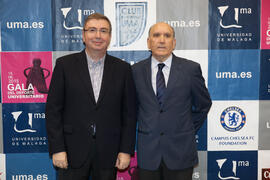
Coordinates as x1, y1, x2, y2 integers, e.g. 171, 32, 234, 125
83, 27, 110, 35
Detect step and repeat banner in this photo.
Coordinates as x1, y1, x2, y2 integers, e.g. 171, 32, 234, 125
0, 0, 270, 179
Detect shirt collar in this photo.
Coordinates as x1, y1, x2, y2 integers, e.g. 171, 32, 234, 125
85, 51, 105, 67
151, 54, 172, 69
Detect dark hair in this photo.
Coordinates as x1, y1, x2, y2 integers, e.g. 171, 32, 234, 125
83, 13, 112, 34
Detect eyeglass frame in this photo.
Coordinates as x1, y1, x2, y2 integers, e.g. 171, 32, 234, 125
83, 27, 111, 35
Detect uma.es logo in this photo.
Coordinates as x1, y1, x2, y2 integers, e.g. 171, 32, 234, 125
217, 158, 250, 180
11, 174, 48, 180
60, 7, 95, 30
6, 21, 44, 29
218, 5, 252, 29
12, 111, 37, 133
166, 20, 200, 28
11, 111, 45, 133
216, 71, 252, 79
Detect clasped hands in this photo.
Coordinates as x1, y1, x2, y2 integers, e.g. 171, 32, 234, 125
52, 151, 131, 170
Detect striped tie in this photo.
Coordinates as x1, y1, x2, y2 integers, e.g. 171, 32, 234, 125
156, 63, 166, 105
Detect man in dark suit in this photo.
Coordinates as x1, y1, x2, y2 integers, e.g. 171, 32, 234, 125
132, 22, 212, 180
45, 13, 137, 180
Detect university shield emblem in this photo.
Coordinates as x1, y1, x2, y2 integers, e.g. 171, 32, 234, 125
115, 2, 147, 47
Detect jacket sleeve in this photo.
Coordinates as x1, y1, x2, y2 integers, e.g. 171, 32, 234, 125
45, 59, 66, 156
191, 63, 212, 132
119, 64, 137, 155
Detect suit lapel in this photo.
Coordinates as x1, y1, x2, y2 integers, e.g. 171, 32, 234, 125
144, 58, 160, 105
162, 55, 183, 104
96, 54, 113, 106
77, 50, 96, 104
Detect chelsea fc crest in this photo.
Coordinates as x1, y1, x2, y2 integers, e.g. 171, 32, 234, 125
220, 106, 246, 132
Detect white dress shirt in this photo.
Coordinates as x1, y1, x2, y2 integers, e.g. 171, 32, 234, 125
151, 55, 172, 94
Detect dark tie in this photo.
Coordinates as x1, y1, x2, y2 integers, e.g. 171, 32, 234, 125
156, 63, 166, 105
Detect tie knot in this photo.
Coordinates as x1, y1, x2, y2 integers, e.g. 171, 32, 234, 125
158, 63, 165, 70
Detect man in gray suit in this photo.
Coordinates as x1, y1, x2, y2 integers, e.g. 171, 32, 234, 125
132, 22, 212, 180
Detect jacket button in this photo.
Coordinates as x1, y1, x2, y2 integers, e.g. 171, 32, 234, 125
160, 132, 164, 136
160, 110, 163, 113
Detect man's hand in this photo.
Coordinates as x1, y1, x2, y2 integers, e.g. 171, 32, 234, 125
115, 152, 131, 170
52, 151, 68, 169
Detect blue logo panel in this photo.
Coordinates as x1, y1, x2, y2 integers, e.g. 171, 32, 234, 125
6, 153, 56, 179
2, 103, 48, 153
108, 50, 150, 64
208, 151, 257, 180
0, 0, 52, 51
208, 50, 260, 100
52, 0, 103, 51
209, 0, 260, 49
260, 50, 270, 100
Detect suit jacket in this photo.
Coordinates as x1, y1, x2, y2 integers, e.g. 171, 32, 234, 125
45, 50, 137, 168
132, 54, 212, 170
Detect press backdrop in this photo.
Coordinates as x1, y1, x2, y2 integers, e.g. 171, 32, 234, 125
0, 0, 270, 179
